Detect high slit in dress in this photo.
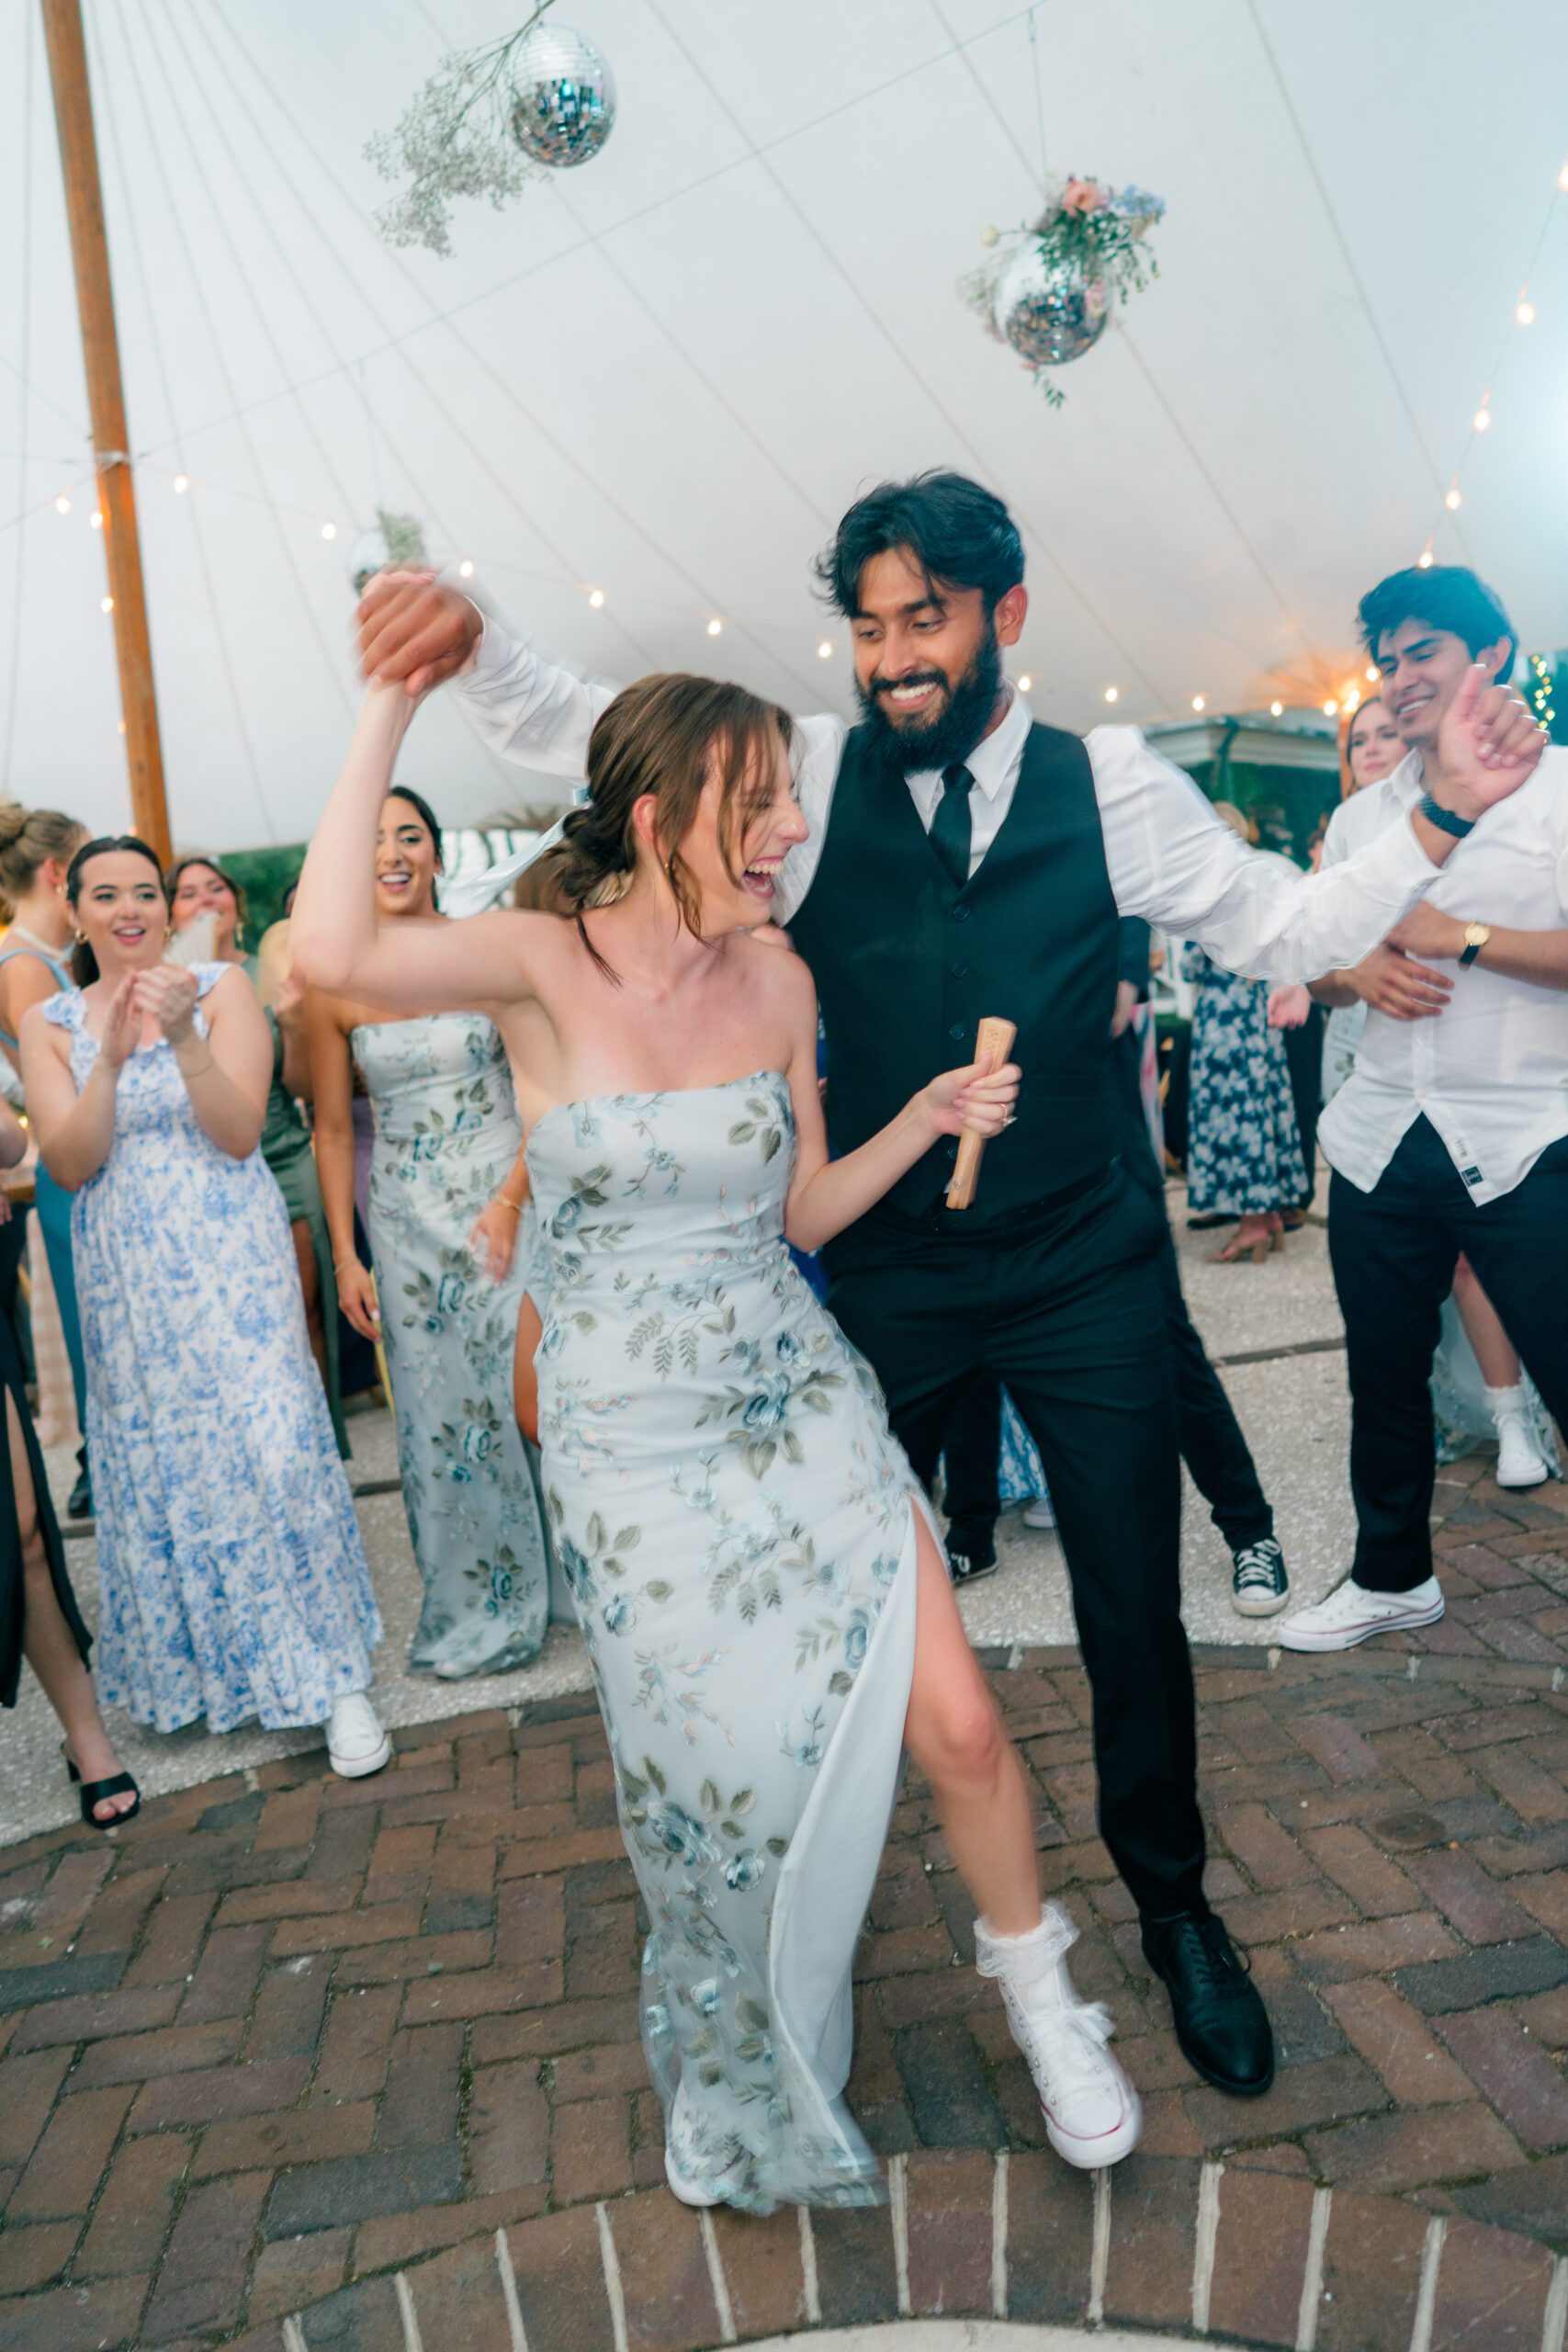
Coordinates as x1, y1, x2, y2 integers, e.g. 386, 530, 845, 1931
526, 1071, 925, 2211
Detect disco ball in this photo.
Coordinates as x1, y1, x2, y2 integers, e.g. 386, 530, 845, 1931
508, 26, 615, 168
995, 244, 1109, 368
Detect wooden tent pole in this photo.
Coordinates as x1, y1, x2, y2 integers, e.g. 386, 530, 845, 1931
39, 0, 171, 865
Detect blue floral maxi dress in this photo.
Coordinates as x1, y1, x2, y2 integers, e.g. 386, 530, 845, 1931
1181, 949, 1307, 1217
46, 969, 380, 1734
527, 1074, 923, 2212
355, 1015, 551, 1678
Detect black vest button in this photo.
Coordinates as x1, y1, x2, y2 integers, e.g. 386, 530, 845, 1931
952, 905, 971, 922
952, 962, 968, 978
949, 1023, 965, 1041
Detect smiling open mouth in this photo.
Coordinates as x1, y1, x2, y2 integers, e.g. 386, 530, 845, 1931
742, 858, 783, 898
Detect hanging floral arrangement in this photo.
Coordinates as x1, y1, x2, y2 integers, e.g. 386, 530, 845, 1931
959, 176, 1166, 406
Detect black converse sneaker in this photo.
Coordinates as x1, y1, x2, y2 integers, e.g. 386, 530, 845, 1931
1230, 1535, 1290, 1618
949, 1551, 998, 1587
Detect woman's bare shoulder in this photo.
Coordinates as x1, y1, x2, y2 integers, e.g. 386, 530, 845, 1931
729, 925, 817, 1011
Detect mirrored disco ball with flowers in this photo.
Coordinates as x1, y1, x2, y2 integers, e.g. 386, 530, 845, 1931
997, 245, 1109, 367
508, 24, 616, 167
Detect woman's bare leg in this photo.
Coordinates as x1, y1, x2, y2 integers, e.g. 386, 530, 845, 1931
903, 1510, 1042, 1935
292, 1217, 331, 1393
514, 1294, 542, 1445
1452, 1253, 1522, 1388
9, 1394, 132, 1821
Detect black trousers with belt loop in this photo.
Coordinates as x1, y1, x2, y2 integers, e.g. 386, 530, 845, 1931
823, 1160, 1207, 1923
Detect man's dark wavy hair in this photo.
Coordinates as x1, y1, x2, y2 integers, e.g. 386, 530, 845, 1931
1357, 564, 1517, 682
813, 470, 1025, 618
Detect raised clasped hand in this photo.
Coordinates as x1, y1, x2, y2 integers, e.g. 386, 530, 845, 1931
357, 568, 483, 696
133, 964, 199, 1046
1433, 663, 1547, 816
925, 1056, 1022, 1139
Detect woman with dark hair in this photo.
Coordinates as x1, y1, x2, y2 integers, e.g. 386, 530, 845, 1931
288, 675, 1119, 2218
19, 837, 387, 1773
0, 803, 93, 1513
309, 787, 553, 1681
166, 854, 349, 1454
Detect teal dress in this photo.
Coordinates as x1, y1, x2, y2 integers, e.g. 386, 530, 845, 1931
353, 1013, 551, 1678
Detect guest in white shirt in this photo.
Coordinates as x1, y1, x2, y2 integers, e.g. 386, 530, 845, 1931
354, 476, 1545, 2113
1281, 566, 1568, 1652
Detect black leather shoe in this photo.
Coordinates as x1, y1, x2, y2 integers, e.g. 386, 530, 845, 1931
1142, 1911, 1274, 2096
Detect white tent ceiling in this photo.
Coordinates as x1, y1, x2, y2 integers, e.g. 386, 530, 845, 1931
2, 0, 1565, 850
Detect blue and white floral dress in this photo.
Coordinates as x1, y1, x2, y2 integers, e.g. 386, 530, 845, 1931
527, 1073, 924, 2212
1180, 946, 1308, 1217
355, 1014, 551, 1678
45, 967, 380, 1735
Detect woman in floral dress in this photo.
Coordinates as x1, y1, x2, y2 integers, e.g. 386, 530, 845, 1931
310, 786, 553, 1680
293, 673, 1141, 2215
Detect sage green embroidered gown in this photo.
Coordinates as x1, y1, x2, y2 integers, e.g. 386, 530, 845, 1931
354, 1014, 551, 1678
526, 1071, 923, 2212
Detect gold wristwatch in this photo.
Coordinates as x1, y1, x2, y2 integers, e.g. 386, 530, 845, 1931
1459, 922, 1490, 968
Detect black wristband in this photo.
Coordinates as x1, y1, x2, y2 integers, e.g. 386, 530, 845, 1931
1419, 791, 1476, 840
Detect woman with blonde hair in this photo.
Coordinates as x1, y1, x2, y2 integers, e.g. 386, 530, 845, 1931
0, 803, 92, 1513
288, 672, 1145, 2217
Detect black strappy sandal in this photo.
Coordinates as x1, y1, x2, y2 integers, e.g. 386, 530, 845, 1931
62, 1746, 140, 1827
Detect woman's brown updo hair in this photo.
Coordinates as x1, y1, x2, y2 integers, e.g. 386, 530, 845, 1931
538, 673, 795, 978
0, 805, 85, 917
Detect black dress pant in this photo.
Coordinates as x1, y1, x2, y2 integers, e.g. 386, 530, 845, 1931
824, 1163, 1206, 1920
1328, 1116, 1568, 1592
939, 1374, 1005, 1565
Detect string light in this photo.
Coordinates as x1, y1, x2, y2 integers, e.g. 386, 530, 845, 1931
320, 522, 336, 541
1517, 301, 1536, 326
817, 640, 832, 659
1529, 653, 1557, 729
588, 588, 604, 607
1365, 666, 1378, 682
1474, 409, 1491, 431
100, 595, 113, 612
1269, 700, 1283, 717
1191, 695, 1205, 712
1323, 700, 1337, 717
89, 510, 103, 529
458, 560, 474, 578
117, 720, 125, 734
1017, 673, 1032, 692
54, 495, 70, 514
1103, 686, 1118, 703
1445, 490, 1462, 510
1418, 550, 1435, 569
706, 619, 722, 637
1560, 162, 1568, 192
173, 474, 188, 494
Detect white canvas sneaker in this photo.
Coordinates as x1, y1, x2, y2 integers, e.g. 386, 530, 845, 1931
1022, 1496, 1056, 1531
1487, 1386, 1551, 1490
1278, 1575, 1444, 1652
663, 2083, 749, 2208
975, 1907, 1141, 2169
325, 1693, 390, 1779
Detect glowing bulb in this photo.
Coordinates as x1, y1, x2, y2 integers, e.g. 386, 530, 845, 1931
1104, 685, 1118, 703
1324, 700, 1338, 717
1366, 666, 1378, 682
54, 495, 70, 514
818, 640, 832, 659
1270, 700, 1283, 717
89, 511, 103, 529
173, 474, 188, 494
117, 719, 126, 734
1445, 490, 1462, 510
1418, 550, 1435, 569
1517, 301, 1536, 325
588, 588, 604, 608
1017, 673, 1032, 693
321, 522, 336, 541
1474, 409, 1491, 431
1560, 163, 1568, 191
1343, 686, 1360, 711
100, 595, 113, 613
1191, 695, 1205, 712
458, 560, 474, 579
706, 619, 722, 637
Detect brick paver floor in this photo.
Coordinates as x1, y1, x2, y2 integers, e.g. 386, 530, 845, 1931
6, 1450, 1568, 2347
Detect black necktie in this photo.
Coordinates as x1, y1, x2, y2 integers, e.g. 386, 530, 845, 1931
930, 763, 974, 890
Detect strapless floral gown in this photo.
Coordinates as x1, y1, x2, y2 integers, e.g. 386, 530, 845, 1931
527, 1072, 923, 2211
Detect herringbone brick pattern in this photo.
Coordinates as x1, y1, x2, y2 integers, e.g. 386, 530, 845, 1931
3, 1450, 1568, 2346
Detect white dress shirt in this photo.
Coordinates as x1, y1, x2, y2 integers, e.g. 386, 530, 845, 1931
455, 622, 1445, 987
1316, 746, 1568, 1203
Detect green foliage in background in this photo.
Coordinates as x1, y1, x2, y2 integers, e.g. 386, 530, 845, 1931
222, 842, 307, 942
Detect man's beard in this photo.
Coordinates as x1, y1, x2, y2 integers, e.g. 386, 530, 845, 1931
854, 622, 1005, 772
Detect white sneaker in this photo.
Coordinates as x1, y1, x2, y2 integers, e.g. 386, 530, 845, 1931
664, 2082, 748, 2208
976, 1907, 1141, 2169
1278, 1575, 1443, 1652
1488, 1386, 1550, 1489
1022, 1496, 1056, 1531
325, 1692, 390, 1779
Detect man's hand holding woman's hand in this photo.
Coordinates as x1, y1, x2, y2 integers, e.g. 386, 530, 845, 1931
358, 571, 483, 695
923, 1056, 1021, 1140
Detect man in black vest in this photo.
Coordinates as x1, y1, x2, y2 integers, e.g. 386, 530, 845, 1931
356, 473, 1545, 2106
